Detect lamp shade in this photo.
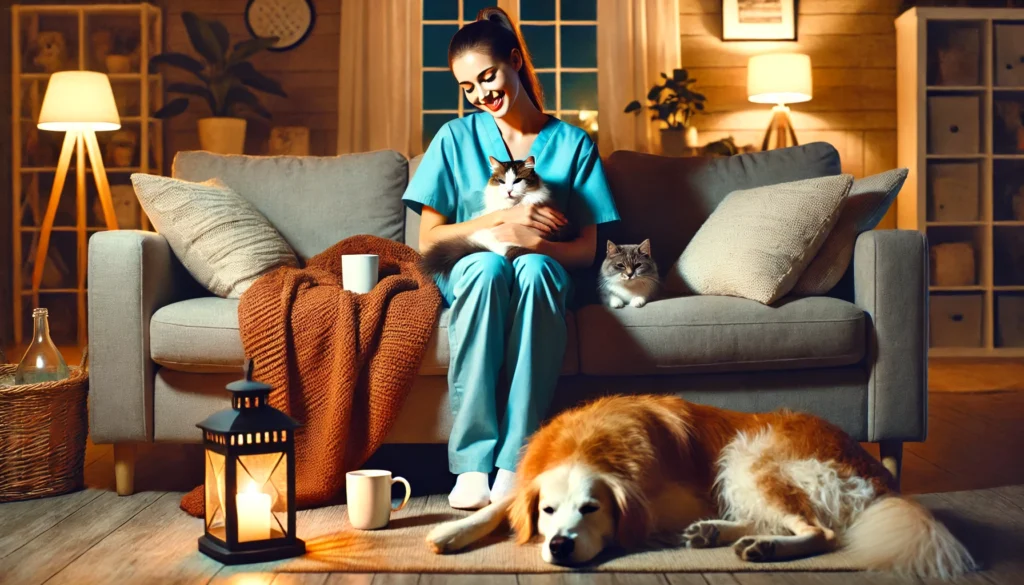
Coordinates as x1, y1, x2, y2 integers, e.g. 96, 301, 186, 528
38, 71, 121, 131
747, 54, 813, 105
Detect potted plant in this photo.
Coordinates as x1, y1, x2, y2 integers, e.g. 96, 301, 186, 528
149, 12, 286, 155
624, 69, 706, 156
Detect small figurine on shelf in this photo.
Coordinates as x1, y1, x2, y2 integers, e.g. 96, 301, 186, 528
106, 130, 138, 167
15, 308, 69, 385
105, 31, 138, 74
31, 32, 70, 73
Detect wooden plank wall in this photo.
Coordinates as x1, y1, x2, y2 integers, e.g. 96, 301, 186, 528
680, 0, 902, 228
162, 0, 339, 168
1, 3, 13, 344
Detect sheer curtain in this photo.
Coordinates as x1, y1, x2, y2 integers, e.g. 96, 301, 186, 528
337, 0, 421, 157
597, 0, 680, 154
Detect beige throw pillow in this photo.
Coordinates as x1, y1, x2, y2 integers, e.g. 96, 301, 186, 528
669, 174, 853, 305
792, 168, 909, 295
131, 173, 298, 298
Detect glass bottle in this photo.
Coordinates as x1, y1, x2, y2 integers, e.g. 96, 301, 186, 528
15, 308, 69, 384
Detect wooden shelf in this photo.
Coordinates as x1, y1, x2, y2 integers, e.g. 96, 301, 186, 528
927, 221, 986, 226
930, 347, 1024, 358
994, 221, 1024, 226
993, 86, 1024, 92
926, 154, 987, 159
992, 154, 1024, 159
926, 85, 986, 91
11, 3, 163, 345
930, 286, 985, 291
994, 285, 1024, 291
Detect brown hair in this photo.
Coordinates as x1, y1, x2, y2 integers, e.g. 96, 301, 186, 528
447, 6, 545, 112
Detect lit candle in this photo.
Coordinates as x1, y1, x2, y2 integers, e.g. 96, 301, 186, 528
236, 481, 271, 542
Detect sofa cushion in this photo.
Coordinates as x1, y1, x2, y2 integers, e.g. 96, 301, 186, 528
670, 174, 854, 304
151, 298, 578, 375
576, 295, 864, 375
172, 150, 408, 260
601, 143, 843, 280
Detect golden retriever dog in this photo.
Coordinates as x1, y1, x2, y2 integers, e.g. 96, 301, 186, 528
426, 395, 974, 579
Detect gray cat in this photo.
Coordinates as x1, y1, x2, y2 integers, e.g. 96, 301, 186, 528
598, 239, 660, 308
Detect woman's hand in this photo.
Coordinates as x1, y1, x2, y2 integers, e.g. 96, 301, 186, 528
499, 204, 567, 235
490, 223, 545, 250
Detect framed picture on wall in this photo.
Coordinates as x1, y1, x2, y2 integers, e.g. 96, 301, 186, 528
722, 0, 796, 41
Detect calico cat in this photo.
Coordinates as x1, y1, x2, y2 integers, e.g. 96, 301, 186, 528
598, 239, 660, 308
419, 156, 572, 277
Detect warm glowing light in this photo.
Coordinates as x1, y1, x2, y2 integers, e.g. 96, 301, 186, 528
747, 54, 813, 105
37, 71, 121, 131
236, 481, 271, 542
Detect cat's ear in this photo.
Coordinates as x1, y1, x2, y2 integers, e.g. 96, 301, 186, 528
488, 156, 504, 173
606, 240, 619, 255
638, 239, 651, 256
523, 156, 536, 169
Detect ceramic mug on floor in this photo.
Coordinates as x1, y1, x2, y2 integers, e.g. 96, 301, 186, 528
345, 470, 411, 530
341, 254, 379, 294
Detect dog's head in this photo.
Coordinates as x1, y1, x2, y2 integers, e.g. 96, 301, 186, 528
508, 462, 650, 565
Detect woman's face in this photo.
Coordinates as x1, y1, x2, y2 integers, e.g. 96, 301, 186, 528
451, 49, 523, 119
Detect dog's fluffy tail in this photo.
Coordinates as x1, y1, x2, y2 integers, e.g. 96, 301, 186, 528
843, 495, 975, 579
419, 237, 489, 277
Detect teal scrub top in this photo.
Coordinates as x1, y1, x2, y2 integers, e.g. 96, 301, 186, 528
402, 113, 620, 229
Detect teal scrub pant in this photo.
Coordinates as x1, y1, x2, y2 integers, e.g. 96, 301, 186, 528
437, 252, 572, 474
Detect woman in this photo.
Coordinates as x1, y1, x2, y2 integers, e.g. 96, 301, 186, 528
403, 7, 620, 510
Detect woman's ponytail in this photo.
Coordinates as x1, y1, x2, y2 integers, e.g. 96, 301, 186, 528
448, 6, 545, 112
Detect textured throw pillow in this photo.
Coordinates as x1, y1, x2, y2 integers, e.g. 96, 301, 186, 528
792, 168, 909, 295
669, 174, 853, 305
131, 173, 298, 298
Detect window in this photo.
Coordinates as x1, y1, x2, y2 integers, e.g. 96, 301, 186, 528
421, 0, 598, 153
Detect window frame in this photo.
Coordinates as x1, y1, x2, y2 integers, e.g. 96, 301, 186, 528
421, 0, 598, 148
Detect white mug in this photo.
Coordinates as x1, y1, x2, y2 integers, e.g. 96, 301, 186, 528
341, 254, 379, 294
345, 469, 411, 530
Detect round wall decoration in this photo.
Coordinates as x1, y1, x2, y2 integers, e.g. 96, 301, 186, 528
244, 0, 316, 52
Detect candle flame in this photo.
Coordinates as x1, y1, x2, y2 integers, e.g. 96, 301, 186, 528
245, 480, 260, 494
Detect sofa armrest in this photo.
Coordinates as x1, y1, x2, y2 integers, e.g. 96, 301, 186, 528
854, 229, 928, 442
88, 230, 199, 443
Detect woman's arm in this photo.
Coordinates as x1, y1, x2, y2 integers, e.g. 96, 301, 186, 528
536, 224, 598, 269
418, 205, 501, 252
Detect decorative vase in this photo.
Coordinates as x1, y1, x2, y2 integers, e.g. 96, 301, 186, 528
105, 54, 131, 74
660, 129, 687, 157
685, 125, 699, 148
198, 118, 247, 155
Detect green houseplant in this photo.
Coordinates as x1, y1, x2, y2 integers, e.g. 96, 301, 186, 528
624, 69, 706, 156
149, 12, 286, 154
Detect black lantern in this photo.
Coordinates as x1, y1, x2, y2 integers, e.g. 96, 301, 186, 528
197, 360, 305, 564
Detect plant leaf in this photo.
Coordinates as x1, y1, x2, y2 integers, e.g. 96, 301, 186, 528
229, 37, 278, 64
167, 82, 216, 113
646, 84, 663, 101
152, 97, 191, 119
624, 100, 642, 113
229, 62, 287, 97
673, 68, 688, 82
695, 102, 705, 111
149, 52, 207, 81
225, 85, 272, 119
208, 20, 230, 59
691, 91, 707, 101
181, 12, 223, 65
660, 72, 667, 78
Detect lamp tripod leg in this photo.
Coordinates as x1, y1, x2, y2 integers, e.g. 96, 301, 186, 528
31, 131, 77, 295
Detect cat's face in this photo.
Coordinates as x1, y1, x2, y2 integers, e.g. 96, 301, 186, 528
484, 156, 544, 208
602, 240, 656, 280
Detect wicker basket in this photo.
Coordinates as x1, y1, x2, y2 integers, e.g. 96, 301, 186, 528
0, 349, 89, 502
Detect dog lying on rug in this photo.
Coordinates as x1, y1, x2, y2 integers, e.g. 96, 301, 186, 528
425, 395, 974, 579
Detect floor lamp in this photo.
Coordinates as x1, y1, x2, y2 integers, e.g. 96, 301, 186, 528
748, 54, 813, 151
32, 71, 121, 298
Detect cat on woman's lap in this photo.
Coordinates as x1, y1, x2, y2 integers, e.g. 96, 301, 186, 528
418, 155, 660, 308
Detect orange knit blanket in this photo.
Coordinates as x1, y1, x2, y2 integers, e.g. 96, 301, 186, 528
180, 235, 441, 517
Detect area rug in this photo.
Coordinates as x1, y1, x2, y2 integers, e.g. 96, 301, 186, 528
270, 494, 890, 573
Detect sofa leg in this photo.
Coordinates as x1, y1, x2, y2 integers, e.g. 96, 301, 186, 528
114, 443, 137, 496
879, 440, 903, 490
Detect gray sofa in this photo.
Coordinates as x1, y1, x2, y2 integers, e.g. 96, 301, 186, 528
88, 143, 926, 496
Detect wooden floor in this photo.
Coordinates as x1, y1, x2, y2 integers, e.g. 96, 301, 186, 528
2, 390, 1024, 584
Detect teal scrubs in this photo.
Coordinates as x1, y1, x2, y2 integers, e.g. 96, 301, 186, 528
403, 113, 619, 474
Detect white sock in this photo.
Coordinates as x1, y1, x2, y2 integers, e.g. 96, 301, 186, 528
448, 471, 490, 510
490, 468, 517, 503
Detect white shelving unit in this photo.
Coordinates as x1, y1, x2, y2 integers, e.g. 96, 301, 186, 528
11, 3, 162, 345
897, 7, 1024, 358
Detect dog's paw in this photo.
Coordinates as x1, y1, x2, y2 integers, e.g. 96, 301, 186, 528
608, 297, 625, 309
630, 297, 647, 308
425, 522, 467, 554
733, 536, 777, 562
683, 521, 720, 549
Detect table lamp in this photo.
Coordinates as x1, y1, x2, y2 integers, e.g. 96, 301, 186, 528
747, 54, 813, 151
32, 71, 122, 296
